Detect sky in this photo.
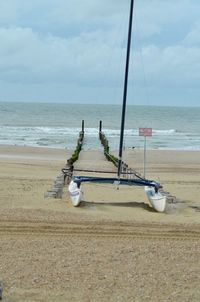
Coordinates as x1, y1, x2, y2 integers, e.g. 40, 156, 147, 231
0, 0, 200, 107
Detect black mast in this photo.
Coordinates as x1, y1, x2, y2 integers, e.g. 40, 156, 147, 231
118, 0, 135, 178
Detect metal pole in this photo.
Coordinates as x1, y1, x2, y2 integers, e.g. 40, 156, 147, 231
99, 120, 102, 133
82, 120, 84, 133
144, 136, 146, 178
118, 0, 135, 179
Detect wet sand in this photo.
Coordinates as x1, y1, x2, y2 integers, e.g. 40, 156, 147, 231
0, 145, 200, 301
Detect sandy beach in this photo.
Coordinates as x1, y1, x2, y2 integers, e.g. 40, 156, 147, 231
0, 145, 200, 301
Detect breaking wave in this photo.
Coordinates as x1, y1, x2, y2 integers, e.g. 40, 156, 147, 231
0, 126, 199, 150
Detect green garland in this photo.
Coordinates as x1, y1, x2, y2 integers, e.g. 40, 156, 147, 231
99, 131, 118, 167
67, 131, 84, 165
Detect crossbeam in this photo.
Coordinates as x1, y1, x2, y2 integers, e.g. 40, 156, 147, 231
72, 176, 161, 192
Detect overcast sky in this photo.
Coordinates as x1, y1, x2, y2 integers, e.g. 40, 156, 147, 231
0, 0, 200, 106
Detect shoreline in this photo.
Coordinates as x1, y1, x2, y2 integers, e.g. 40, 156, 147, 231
1, 143, 200, 151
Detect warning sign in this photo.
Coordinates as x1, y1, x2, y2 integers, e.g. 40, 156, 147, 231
139, 128, 152, 137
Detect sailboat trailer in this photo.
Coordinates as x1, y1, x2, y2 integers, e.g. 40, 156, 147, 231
67, 175, 166, 212
66, 0, 167, 213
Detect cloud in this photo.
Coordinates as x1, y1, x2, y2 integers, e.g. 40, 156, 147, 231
0, 26, 126, 86
0, 0, 200, 106
136, 44, 200, 82
183, 22, 200, 46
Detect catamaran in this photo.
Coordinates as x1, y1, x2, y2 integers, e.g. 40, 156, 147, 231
66, 0, 167, 212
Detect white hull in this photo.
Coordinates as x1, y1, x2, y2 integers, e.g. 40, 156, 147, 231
68, 181, 83, 207
145, 186, 166, 213
68, 181, 166, 212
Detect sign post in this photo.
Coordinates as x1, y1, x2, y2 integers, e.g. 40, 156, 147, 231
139, 128, 152, 178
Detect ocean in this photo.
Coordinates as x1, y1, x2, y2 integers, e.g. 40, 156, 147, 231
0, 102, 200, 151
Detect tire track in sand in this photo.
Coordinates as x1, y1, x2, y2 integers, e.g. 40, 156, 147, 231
0, 220, 200, 240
